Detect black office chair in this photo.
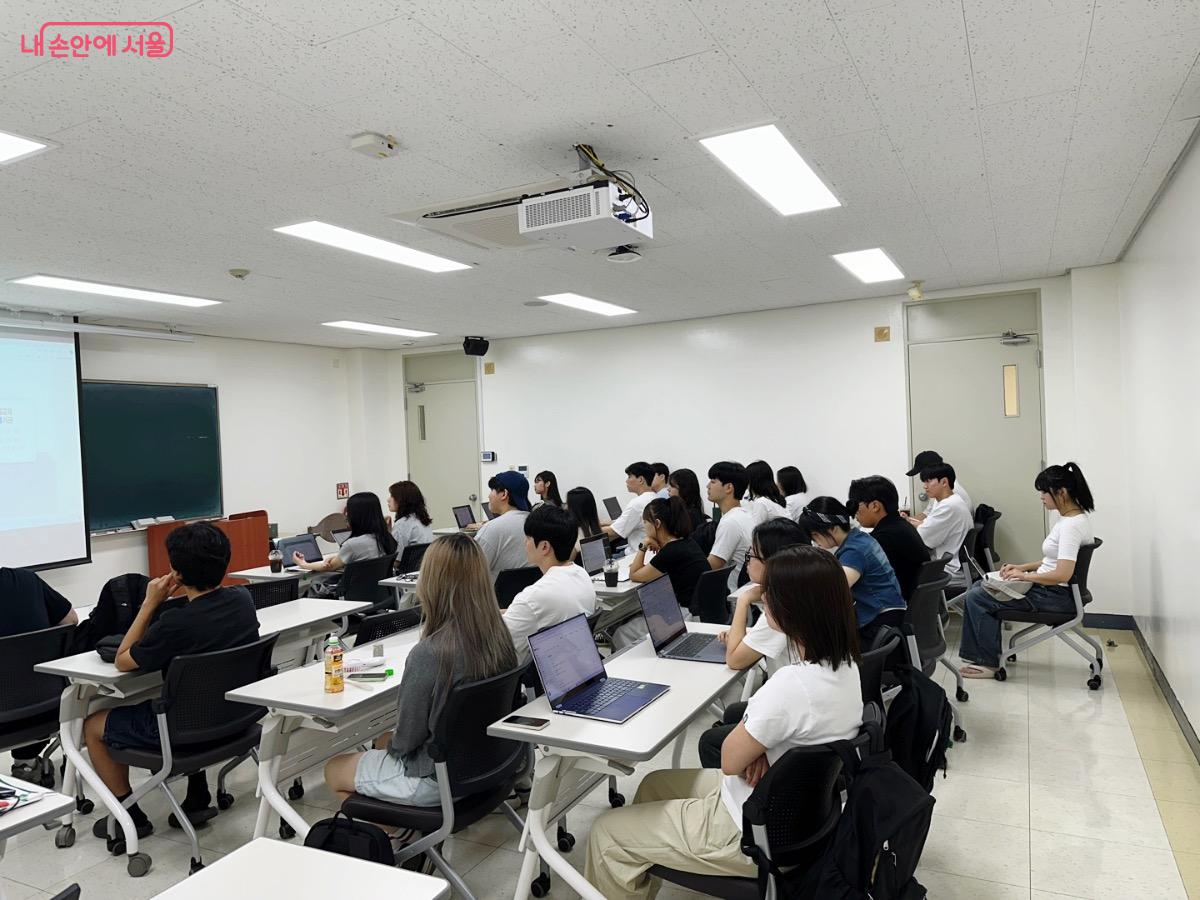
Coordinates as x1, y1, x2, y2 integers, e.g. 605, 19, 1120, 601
397, 542, 431, 575
995, 539, 1105, 689
693, 567, 734, 624
339, 554, 399, 628
48, 886, 80, 900
945, 524, 983, 610
494, 566, 541, 609
977, 508, 1002, 571
907, 555, 962, 695
341, 664, 527, 900
243, 577, 299, 609
354, 608, 421, 647
105, 636, 278, 876
858, 634, 901, 711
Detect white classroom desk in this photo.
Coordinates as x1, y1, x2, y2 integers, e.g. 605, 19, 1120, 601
0, 781, 74, 900
33, 598, 370, 862
225, 624, 423, 841
379, 572, 419, 606
488, 623, 745, 900
151, 836, 450, 899
228, 565, 307, 583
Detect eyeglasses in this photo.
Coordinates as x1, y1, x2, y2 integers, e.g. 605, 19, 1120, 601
746, 551, 763, 562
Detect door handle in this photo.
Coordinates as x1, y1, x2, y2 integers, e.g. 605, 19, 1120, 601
468, 493, 478, 502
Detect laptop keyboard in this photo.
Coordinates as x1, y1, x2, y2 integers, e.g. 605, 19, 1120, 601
563, 678, 637, 711
670, 634, 716, 657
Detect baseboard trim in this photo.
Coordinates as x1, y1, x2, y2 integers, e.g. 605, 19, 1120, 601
1131, 622, 1200, 766
1082, 613, 1136, 629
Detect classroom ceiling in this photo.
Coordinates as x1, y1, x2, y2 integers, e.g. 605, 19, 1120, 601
1, 0, 1197, 350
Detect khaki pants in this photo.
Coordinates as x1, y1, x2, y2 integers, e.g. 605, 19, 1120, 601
584, 768, 756, 899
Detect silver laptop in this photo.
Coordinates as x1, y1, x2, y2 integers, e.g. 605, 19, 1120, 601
638, 577, 726, 663
275, 534, 323, 571
579, 534, 607, 576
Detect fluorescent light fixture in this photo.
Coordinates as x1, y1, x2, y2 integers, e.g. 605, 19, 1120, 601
10, 274, 221, 307
0, 318, 194, 341
537, 292, 635, 317
0, 129, 50, 165
323, 320, 437, 338
831, 248, 905, 284
275, 221, 470, 273
699, 124, 840, 216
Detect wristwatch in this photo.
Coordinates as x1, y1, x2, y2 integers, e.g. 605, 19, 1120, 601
638, 543, 646, 552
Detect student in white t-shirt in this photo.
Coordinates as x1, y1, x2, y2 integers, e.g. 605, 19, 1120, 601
905, 449, 973, 519
910, 463, 973, 580
959, 462, 1096, 678
650, 461, 672, 499
745, 459, 790, 526
777, 465, 808, 522
706, 461, 753, 591
602, 461, 657, 553
584, 545, 863, 899
503, 506, 597, 666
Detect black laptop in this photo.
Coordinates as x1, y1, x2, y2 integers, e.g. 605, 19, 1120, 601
638, 577, 726, 663
603, 496, 623, 520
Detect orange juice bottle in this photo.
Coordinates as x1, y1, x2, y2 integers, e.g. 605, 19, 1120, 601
324, 635, 344, 693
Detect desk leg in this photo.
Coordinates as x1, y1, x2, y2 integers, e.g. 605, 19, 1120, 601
253, 714, 310, 841
671, 730, 687, 769
0, 837, 8, 900
516, 755, 606, 900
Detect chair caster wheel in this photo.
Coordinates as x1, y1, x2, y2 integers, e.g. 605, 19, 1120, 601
55, 826, 76, 849
1007, 654, 1017, 663
556, 828, 576, 852
1088, 675, 1102, 691
216, 791, 234, 811
108, 837, 126, 856
76, 797, 94, 814
189, 858, 205, 875
279, 820, 296, 840
531, 873, 551, 897
953, 726, 967, 743
956, 687, 969, 702
609, 789, 625, 808
994, 668, 1007, 682
288, 782, 304, 801
127, 852, 152, 877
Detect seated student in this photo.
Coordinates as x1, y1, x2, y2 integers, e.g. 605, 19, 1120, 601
502, 506, 597, 666
746, 460, 790, 526
602, 461, 657, 553
324, 534, 518, 805
905, 450, 974, 520
667, 467, 709, 534
798, 497, 906, 645
475, 471, 533, 580
386, 480, 435, 558
532, 470, 563, 510
848, 476, 930, 601
650, 462, 671, 499
706, 461, 753, 591
1, 567, 78, 779
778, 465, 808, 523
82, 523, 259, 841
296, 492, 398, 597
585, 545, 863, 899
959, 463, 1095, 679
566, 486, 603, 545
907, 464, 972, 583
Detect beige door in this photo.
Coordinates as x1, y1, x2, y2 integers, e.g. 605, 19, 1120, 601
404, 379, 481, 530
907, 296, 1046, 563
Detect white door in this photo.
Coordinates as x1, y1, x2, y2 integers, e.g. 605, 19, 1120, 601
908, 335, 1045, 563
405, 380, 481, 529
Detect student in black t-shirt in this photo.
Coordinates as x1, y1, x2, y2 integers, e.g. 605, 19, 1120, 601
82, 523, 259, 842
629, 497, 711, 613
847, 476, 931, 602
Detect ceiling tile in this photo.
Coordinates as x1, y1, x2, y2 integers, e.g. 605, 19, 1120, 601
628, 49, 774, 135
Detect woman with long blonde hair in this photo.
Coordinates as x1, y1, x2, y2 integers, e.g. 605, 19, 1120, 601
323, 533, 518, 805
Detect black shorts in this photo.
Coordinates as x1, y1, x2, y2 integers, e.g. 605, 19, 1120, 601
103, 700, 160, 751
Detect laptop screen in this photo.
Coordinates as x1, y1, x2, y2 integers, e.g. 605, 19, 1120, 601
452, 505, 475, 528
603, 496, 623, 520
528, 614, 605, 705
484, 505, 500, 520
579, 535, 607, 575
638, 577, 687, 651
276, 533, 322, 564
331, 529, 351, 546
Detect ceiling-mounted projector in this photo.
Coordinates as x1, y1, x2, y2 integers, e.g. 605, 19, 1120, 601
518, 181, 653, 252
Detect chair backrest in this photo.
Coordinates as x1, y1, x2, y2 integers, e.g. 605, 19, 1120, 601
693, 567, 734, 624
0, 624, 74, 725
162, 635, 278, 746
957, 524, 982, 583
906, 556, 952, 673
397, 542, 431, 575
494, 566, 541, 609
340, 553, 397, 606
354, 608, 421, 647
429, 664, 527, 797
228, 509, 267, 521
244, 577, 299, 609
858, 634, 900, 709
979, 509, 1001, 551
1069, 539, 1102, 605
308, 512, 350, 542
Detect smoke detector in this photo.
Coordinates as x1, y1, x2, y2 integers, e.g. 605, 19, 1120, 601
607, 245, 642, 263
906, 280, 924, 302
349, 132, 401, 159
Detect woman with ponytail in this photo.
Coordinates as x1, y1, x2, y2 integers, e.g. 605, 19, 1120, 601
958, 462, 1095, 678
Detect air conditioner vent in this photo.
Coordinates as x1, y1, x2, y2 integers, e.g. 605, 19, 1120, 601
522, 190, 598, 228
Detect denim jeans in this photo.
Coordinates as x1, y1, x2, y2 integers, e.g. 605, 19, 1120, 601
958, 581, 1074, 668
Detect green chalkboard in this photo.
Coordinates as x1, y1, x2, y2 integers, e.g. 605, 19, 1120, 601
81, 382, 222, 531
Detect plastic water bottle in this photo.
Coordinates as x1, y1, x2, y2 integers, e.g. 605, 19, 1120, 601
324, 635, 344, 694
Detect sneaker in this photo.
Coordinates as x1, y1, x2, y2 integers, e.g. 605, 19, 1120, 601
168, 806, 217, 830
92, 815, 154, 841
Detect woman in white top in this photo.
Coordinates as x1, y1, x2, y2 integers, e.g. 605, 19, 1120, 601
386, 480, 435, 558
584, 545, 863, 899
745, 459, 790, 526
777, 465, 808, 522
959, 462, 1096, 678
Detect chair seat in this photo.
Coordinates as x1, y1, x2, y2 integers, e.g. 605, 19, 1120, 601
0, 708, 60, 750
342, 781, 513, 834
647, 865, 759, 900
994, 608, 1074, 626
109, 726, 261, 776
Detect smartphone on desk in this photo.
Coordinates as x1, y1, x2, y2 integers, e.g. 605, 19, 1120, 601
348, 672, 389, 683
503, 715, 550, 730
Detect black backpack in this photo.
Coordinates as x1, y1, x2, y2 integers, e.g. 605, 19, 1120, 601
792, 749, 933, 900
72, 573, 149, 653
689, 519, 717, 557
883, 664, 953, 793
304, 811, 396, 867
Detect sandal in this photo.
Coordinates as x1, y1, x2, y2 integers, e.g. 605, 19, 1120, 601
960, 664, 997, 679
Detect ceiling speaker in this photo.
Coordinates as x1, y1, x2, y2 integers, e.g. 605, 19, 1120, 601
463, 336, 490, 356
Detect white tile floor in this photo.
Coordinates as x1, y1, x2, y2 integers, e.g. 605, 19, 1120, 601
2, 624, 1194, 899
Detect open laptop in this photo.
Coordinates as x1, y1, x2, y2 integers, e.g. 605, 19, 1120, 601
275, 534, 323, 571
602, 496, 623, 520
484, 504, 500, 521
579, 534, 608, 576
528, 614, 669, 723
331, 529, 351, 546
638, 577, 727, 663
451, 504, 476, 530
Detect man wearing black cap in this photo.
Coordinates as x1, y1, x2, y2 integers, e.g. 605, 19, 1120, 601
476, 470, 532, 579
904, 450, 973, 522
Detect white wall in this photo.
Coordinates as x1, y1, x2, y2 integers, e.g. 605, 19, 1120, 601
1117, 135, 1200, 726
